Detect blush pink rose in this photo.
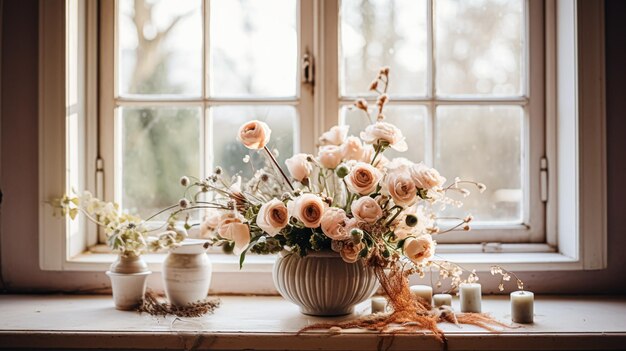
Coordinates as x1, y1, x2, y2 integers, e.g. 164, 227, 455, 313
351, 196, 383, 223
256, 199, 289, 236
318, 145, 343, 169
404, 235, 436, 264
290, 193, 326, 228
344, 162, 383, 195
320, 207, 351, 240
384, 169, 418, 207
340, 241, 365, 263
360, 122, 408, 152
285, 153, 313, 182
411, 163, 446, 190
341, 136, 366, 161
319, 125, 349, 146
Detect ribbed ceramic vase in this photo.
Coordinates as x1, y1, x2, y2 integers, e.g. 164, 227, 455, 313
273, 250, 379, 316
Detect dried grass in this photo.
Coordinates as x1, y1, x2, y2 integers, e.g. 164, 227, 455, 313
136, 290, 220, 318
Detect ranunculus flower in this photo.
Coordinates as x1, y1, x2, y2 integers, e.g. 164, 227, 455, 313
404, 235, 436, 264
318, 145, 343, 169
238, 120, 271, 150
384, 169, 418, 207
256, 198, 289, 236
319, 125, 349, 146
320, 207, 353, 240
341, 136, 366, 161
360, 121, 408, 152
341, 241, 365, 263
351, 196, 383, 223
411, 163, 446, 190
216, 212, 251, 255
344, 162, 383, 195
285, 153, 313, 182
290, 193, 326, 228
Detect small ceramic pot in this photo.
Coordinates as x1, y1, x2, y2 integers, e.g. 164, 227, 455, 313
162, 240, 212, 306
273, 250, 379, 316
106, 254, 151, 310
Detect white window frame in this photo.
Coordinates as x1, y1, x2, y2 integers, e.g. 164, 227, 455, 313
39, 0, 607, 293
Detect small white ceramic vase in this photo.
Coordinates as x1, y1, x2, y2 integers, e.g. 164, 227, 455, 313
162, 240, 212, 306
105, 254, 151, 311
273, 250, 379, 316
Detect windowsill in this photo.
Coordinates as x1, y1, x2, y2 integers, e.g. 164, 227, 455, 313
1, 294, 625, 350
65, 243, 579, 274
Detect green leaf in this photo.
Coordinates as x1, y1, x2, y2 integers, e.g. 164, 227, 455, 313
396, 238, 407, 250
68, 208, 79, 220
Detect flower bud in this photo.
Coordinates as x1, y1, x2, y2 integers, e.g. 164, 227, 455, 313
405, 214, 418, 227
180, 176, 190, 187
336, 164, 349, 178
350, 228, 364, 244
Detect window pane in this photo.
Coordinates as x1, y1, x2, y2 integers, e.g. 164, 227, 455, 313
435, 0, 524, 96
211, 106, 296, 181
435, 105, 522, 222
121, 107, 201, 218
341, 105, 427, 162
340, 0, 428, 97
210, 0, 297, 97
119, 0, 202, 96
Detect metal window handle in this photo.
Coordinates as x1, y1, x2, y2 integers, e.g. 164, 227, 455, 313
302, 53, 314, 87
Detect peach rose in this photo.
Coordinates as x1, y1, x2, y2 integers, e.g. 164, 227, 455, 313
411, 163, 446, 190
238, 120, 271, 150
360, 122, 408, 152
351, 196, 383, 223
341, 241, 365, 263
341, 136, 366, 161
199, 210, 221, 238
290, 193, 326, 228
344, 162, 383, 195
285, 153, 313, 182
319, 125, 349, 146
403, 235, 436, 264
216, 212, 251, 255
320, 207, 351, 240
384, 169, 418, 207
256, 199, 289, 236
318, 145, 343, 169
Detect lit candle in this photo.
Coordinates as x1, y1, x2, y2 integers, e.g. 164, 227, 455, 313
510, 290, 534, 323
433, 293, 452, 307
459, 283, 482, 313
371, 297, 387, 313
410, 285, 433, 305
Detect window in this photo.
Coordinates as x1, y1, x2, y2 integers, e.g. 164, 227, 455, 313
39, 0, 607, 290
98, 0, 543, 246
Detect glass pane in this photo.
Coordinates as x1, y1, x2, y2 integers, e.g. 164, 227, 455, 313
435, 106, 522, 222
119, 0, 202, 96
340, 0, 428, 96
435, 0, 524, 96
121, 107, 201, 218
210, 0, 297, 97
341, 105, 427, 162
211, 106, 296, 181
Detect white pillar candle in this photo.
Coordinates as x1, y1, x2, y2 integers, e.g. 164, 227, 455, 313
371, 297, 387, 313
510, 290, 534, 323
410, 285, 433, 305
459, 283, 482, 313
433, 293, 452, 307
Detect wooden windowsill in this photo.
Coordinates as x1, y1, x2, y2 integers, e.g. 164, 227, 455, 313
1, 294, 625, 350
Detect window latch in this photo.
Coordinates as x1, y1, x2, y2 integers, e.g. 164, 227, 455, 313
302, 53, 314, 88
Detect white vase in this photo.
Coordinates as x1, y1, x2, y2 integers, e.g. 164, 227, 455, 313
273, 250, 379, 316
106, 254, 151, 310
162, 240, 212, 306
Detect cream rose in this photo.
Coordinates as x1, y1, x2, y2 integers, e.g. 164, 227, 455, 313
411, 163, 446, 190
199, 210, 221, 238
344, 162, 383, 195
341, 136, 366, 161
384, 169, 418, 207
351, 196, 383, 223
256, 199, 289, 236
360, 122, 408, 152
403, 235, 436, 264
318, 145, 343, 169
285, 153, 313, 182
237, 120, 271, 150
340, 241, 365, 263
320, 207, 351, 240
290, 193, 326, 228
319, 125, 349, 146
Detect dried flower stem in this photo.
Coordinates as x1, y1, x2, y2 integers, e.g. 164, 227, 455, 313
263, 145, 294, 191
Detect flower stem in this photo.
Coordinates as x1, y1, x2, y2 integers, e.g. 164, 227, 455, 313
263, 146, 294, 191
